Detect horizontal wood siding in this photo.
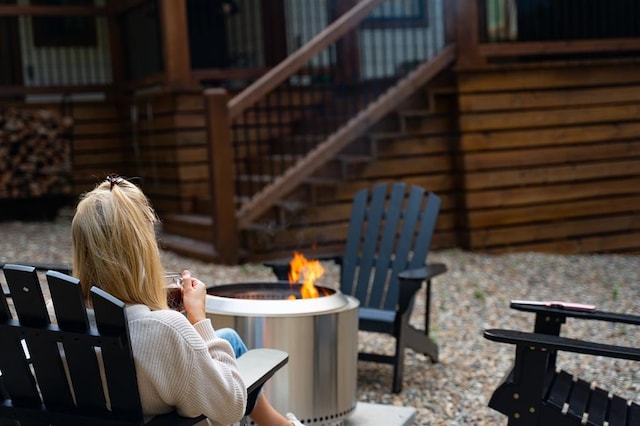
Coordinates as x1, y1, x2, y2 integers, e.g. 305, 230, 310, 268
71, 102, 129, 195
125, 91, 210, 214
457, 62, 640, 254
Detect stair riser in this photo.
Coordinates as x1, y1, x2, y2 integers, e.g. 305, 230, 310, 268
159, 241, 218, 263
162, 221, 214, 243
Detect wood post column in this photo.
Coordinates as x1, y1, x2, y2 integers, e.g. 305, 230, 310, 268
204, 88, 238, 265
159, 0, 192, 87
455, 0, 484, 68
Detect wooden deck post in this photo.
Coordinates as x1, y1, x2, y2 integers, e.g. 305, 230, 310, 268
159, 0, 192, 87
204, 88, 238, 265
456, 0, 484, 68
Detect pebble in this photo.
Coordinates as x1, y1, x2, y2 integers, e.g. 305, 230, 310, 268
1, 216, 639, 425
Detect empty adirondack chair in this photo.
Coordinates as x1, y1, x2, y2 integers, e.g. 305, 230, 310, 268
267, 182, 447, 393
484, 300, 640, 426
0, 264, 288, 426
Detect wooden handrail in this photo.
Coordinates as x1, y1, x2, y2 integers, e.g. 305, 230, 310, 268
0, 5, 107, 16
228, 0, 387, 120
236, 44, 457, 227
109, 0, 155, 14
0, 84, 112, 97
479, 38, 640, 57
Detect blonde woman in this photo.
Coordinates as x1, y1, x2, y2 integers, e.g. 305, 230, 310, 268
72, 175, 302, 426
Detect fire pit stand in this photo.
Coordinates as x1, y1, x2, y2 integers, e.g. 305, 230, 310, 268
206, 282, 359, 426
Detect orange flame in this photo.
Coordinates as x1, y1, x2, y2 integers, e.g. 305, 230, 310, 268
288, 251, 323, 299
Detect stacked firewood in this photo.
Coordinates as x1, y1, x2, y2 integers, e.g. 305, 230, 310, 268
0, 108, 73, 199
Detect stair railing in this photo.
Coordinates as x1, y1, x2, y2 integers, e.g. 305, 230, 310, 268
205, 0, 453, 262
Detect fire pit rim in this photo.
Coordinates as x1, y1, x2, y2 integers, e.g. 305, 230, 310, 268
205, 281, 351, 317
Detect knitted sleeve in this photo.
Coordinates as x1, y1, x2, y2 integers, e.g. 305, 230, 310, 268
129, 312, 247, 425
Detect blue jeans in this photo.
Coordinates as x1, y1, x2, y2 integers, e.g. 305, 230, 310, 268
217, 328, 248, 358
217, 328, 258, 415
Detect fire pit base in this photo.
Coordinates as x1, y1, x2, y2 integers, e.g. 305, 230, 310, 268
206, 282, 359, 426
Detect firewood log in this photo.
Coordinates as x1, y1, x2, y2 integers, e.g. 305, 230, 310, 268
0, 107, 73, 200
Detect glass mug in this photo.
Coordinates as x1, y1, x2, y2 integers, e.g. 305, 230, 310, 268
164, 273, 184, 312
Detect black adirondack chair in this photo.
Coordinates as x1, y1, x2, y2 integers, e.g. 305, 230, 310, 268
0, 264, 288, 426
267, 182, 447, 393
484, 301, 640, 426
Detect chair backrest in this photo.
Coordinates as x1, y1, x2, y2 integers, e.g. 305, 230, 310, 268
0, 264, 145, 426
340, 182, 441, 311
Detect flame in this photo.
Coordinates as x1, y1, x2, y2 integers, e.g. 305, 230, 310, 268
288, 251, 323, 299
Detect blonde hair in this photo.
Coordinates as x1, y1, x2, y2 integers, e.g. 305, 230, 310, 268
71, 177, 168, 310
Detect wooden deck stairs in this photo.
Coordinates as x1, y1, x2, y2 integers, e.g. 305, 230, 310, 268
158, 48, 457, 263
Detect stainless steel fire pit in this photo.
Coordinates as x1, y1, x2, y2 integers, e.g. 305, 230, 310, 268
206, 282, 359, 426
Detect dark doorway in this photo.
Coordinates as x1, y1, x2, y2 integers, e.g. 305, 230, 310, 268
187, 0, 238, 69
0, 0, 23, 86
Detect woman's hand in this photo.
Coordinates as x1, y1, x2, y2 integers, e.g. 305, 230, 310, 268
181, 270, 207, 324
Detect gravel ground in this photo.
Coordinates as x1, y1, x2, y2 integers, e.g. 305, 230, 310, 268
1, 213, 640, 425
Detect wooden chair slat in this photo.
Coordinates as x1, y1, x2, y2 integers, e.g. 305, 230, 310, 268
90, 287, 144, 421
25, 337, 75, 409
410, 191, 441, 269
586, 387, 608, 425
546, 370, 574, 409
341, 188, 368, 296
4, 266, 75, 409
47, 271, 107, 412
384, 184, 426, 311
628, 403, 640, 426
0, 331, 41, 405
368, 183, 406, 309
607, 394, 628, 426
353, 184, 388, 305
47, 271, 90, 330
3, 265, 49, 326
567, 378, 591, 418
0, 283, 10, 322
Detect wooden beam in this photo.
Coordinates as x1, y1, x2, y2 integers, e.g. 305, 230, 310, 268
444, 0, 457, 44
334, 0, 361, 84
0, 5, 107, 16
204, 88, 238, 265
455, 0, 484, 68
158, 0, 192, 87
0, 84, 111, 96
108, 0, 153, 14
478, 38, 640, 57
106, 6, 124, 93
191, 67, 269, 83
261, 0, 287, 66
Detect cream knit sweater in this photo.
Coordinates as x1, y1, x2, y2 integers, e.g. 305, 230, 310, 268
124, 304, 247, 425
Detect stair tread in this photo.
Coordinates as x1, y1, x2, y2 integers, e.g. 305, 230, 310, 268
158, 233, 219, 261
304, 176, 341, 185
400, 109, 431, 116
275, 200, 306, 212
163, 213, 213, 226
339, 154, 372, 164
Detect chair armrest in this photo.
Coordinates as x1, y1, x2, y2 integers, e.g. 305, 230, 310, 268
396, 263, 446, 315
398, 263, 447, 281
264, 254, 343, 281
484, 328, 640, 362
236, 348, 289, 394
510, 301, 640, 326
